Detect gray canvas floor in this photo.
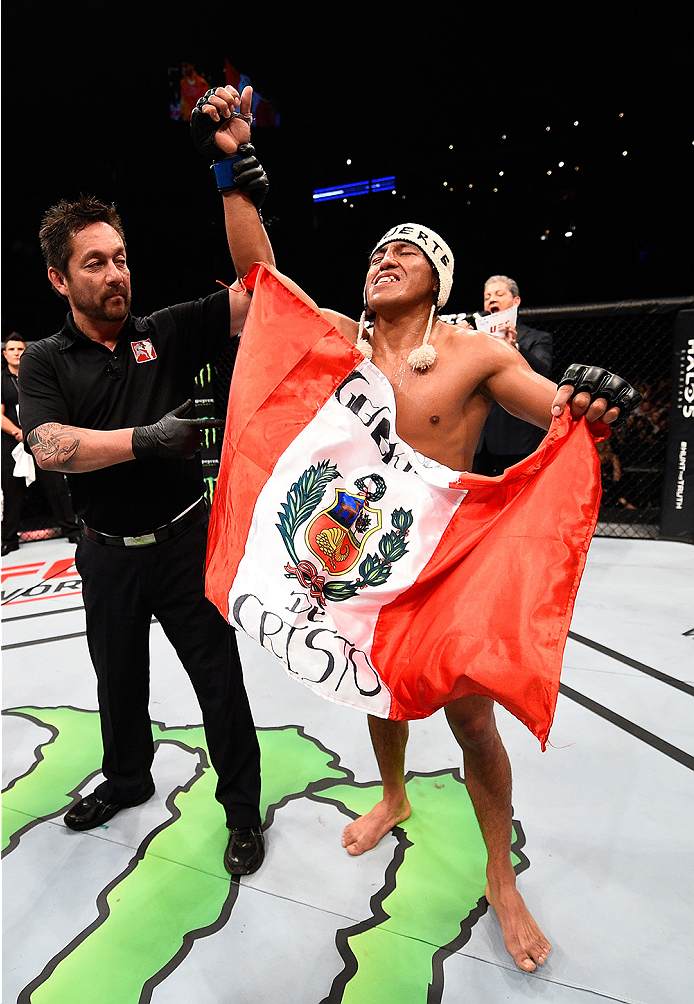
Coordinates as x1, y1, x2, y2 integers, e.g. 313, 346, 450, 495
2, 535, 693, 1004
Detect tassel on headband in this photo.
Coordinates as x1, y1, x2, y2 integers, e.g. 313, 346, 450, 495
406, 304, 437, 370
355, 305, 438, 371
355, 311, 373, 359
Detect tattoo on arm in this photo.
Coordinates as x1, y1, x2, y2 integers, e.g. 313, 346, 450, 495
27, 424, 81, 469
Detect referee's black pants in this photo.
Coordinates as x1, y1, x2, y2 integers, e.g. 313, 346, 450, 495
75, 516, 261, 830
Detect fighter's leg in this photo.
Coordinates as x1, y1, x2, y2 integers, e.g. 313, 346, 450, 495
342, 715, 411, 855
445, 695, 550, 972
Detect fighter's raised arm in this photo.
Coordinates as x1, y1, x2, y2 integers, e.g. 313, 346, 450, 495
191, 91, 360, 338
191, 84, 275, 332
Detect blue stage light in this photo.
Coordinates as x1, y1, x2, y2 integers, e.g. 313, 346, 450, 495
313, 176, 396, 202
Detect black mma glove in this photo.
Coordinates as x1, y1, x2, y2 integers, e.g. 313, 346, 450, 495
558, 364, 641, 423
190, 89, 269, 208
190, 88, 235, 159
132, 401, 224, 461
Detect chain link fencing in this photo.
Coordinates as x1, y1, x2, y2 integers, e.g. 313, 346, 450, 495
521, 298, 691, 538
443, 297, 693, 537
11, 486, 69, 543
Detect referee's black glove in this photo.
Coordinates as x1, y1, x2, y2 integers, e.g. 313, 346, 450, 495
132, 401, 224, 460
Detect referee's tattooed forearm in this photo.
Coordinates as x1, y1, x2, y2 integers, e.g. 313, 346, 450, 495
27, 423, 81, 468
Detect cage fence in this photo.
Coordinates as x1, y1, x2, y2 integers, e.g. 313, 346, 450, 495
13, 484, 68, 543
523, 300, 685, 538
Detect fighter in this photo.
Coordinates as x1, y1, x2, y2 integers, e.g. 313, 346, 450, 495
193, 87, 639, 971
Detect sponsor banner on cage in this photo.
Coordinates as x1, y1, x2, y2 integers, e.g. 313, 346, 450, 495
660, 309, 694, 542
206, 264, 604, 747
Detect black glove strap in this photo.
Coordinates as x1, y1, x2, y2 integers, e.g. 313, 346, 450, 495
558, 364, 641, 422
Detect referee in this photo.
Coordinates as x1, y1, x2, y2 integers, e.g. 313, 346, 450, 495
18, 90, 273, 875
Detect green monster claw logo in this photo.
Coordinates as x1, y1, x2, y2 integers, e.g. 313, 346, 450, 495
204, 476, 217, 504
2, 707, 529, 1003
277, 462, 413, 606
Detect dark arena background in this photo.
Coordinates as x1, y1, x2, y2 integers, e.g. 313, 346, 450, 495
2, 12, 694, 1004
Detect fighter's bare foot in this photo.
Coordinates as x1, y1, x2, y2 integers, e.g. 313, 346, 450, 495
485, 880, 551, 972
342, 798, 411, 855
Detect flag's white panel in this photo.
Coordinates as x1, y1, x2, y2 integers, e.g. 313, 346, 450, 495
229, 360, 467, 716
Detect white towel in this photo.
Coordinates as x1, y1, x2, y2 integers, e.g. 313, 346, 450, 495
12, 442, 36, 486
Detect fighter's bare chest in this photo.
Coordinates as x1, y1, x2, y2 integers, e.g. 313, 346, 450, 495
378, 363, 477, 425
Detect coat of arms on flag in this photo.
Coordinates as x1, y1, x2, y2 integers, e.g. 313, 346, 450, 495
279, 464, 414, 605
206, 264, 605, 749
304, 478, 385, 575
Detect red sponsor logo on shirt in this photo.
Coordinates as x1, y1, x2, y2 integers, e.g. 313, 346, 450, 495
131, 339, 157, 363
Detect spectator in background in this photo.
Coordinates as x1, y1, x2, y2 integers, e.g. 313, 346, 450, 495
472, 276, 554, 476
596, 438, 635, 510
2, 334, 80, 555
180, 62, 210, 122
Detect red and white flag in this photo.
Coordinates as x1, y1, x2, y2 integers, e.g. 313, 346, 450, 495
206, 264, 605, 748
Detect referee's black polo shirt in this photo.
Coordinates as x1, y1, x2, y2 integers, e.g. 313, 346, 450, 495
19, 289, 232, 537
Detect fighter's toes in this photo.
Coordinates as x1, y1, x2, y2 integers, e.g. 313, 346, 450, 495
341, 800, 411, 856
517, 955, 536, 972
341, 823, 363, 855
486, 881, 550, 972
520, 935, 550, 971
512, 937, 549, 972
342, 827, 371, 856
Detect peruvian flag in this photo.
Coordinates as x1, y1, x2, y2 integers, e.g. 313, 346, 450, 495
206, 264, 605, 748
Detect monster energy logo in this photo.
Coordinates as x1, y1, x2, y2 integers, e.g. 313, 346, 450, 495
195, 363, 213, 388
3, 706, 529, 1003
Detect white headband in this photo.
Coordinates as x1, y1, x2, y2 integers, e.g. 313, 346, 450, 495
357, 224, 454, 371
367, 223, 454, 308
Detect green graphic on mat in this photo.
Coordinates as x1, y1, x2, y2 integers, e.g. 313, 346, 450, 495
315, 778, 503, 1004
2, 707, 103, 853
3, 708, 496, 1003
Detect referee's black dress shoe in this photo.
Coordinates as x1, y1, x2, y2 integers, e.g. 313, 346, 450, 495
224, 827, 265, 875
64, 786, 155, 831
1, 539, 19, 556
